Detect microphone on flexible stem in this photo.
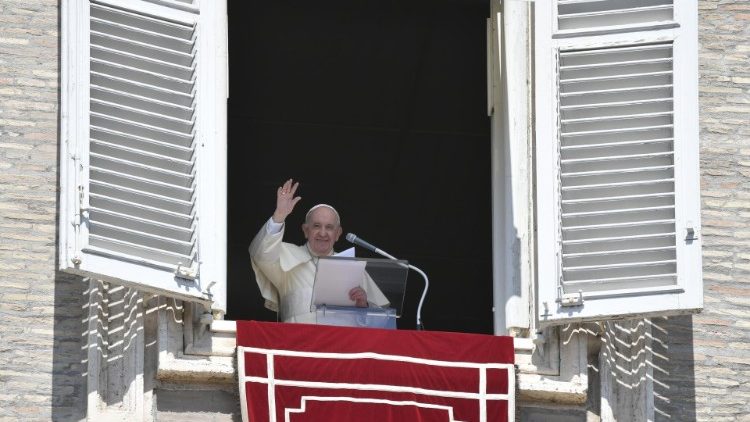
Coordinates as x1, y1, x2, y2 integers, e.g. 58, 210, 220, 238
346, 233, 429, 331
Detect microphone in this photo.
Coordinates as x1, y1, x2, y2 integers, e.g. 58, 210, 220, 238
346, 233, 396, 259
345, 233, 379, 254
345, 232, 429, 330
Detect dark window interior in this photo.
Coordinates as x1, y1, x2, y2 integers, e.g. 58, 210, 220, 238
226, 0, 493, 333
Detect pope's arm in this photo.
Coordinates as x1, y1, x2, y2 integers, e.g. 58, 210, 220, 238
248, 218, 287, 311
249, 179, 302, 312
248, 219, 286, 285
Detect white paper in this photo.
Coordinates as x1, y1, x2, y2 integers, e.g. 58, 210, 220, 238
334, 247, 355, 258
311, 258, 366, 307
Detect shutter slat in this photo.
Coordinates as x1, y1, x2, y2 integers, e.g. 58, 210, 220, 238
562, 164, 673, 178
91, 113, 192, 148
562, 123, 674, 139
90, 166, 194, 202
562, 137, 672, 151
90, 208, 194, 242
559, 61, 672, 80
90, 139, 194, 174
90, 17, 194, 53
90, 152, 194, 188
560, 56, 672, 72
561, 71, 672, 92
89, 192, 193, 226
563, 245, 675, 258
562, 192, 673, 205
561, 98, 673, 119
563, 204, 674, 218
91, 126, 193, 161
564, 219, 675, 236
90, 31, 194, 66
563, 207, 674, 228
91, 45, 195, 80
88, 237, 193, 267
564, 195, 674, 215
91, 60, 194, 95
90, 180, 193, 215
562, 143, 673, 161
91, 99, 195, 133
562, 275, 677, 293
91, 3, 194, 39
91, 86, 194, 121
561, 111, 673, 126
89, 220, 194, 255
563, 236, 676, 256
557, 1, 674, 32
560, 87, 673, 109
91, 73, 193, 107
562, 177, 673, 191
562, 125, 673, 147
562, 116, 673, 135
564, 258, 676, 272
564, 249, 675, 270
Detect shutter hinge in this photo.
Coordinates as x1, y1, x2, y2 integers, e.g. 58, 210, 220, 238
175, 262, 198, 280
686, 222, 699, 241
557, 287, 583, 307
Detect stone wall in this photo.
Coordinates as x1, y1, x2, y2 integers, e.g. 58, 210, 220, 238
0, 1, 88, 420
655, 1, 750, 421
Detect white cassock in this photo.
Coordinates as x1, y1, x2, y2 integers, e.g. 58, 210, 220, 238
249, 218, 389, 323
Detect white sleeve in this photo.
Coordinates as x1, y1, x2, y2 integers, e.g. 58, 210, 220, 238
265, 217, 284, 234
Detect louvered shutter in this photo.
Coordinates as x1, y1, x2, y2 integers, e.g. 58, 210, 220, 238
535, 1, 701, 325
60, 0, 227, 309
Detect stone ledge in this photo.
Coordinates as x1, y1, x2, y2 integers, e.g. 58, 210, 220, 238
517, 373, 588, 405
157, 353, 235, 385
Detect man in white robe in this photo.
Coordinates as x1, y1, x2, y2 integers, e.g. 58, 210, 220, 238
249, 179, 389, 323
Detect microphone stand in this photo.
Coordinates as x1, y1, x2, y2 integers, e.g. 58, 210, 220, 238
369, 248, 429, 331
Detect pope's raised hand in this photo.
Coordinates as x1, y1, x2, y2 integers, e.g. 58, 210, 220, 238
272, 179, 301, 223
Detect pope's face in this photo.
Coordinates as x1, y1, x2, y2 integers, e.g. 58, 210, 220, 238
302, 208, 342, 256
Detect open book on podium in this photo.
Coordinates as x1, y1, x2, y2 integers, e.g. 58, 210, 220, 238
310, 256, 408, 329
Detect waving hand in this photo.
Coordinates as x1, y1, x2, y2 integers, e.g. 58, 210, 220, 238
272, 179, 302, 223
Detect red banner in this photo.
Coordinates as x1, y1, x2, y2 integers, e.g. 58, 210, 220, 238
237, 321, 515, 422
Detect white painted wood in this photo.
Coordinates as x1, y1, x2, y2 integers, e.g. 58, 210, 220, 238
60, 0, 229, 311
194, 0, 228, 312
489, 0, 507, 335
490, 0, 534, 335
535, 0, 701, 326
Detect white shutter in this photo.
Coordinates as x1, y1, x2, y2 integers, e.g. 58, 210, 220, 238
535, 0, 701, 325
60, 0, 227, 309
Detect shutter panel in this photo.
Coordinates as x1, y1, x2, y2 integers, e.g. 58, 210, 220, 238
535, 1, 701, 325
60, 0, 227, 306
88, 1, 199, 269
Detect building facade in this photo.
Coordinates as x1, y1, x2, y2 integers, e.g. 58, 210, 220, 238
0, 0, 748, 420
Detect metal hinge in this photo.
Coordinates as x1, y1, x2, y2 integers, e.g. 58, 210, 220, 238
686, 221, 699, 241
559, 290, 584, 307
175, 262, 198, 280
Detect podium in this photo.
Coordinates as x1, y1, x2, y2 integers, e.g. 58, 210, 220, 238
310, 256, 408, 329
